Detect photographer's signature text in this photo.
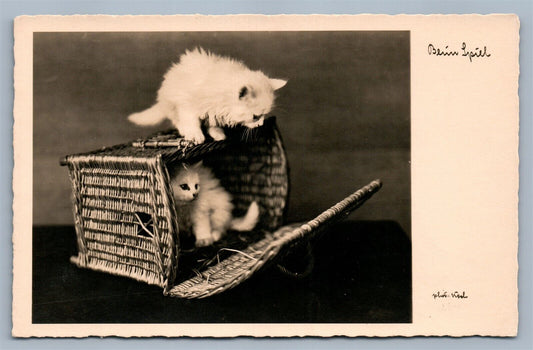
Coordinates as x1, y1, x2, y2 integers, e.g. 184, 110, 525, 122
432, 290, 469, 300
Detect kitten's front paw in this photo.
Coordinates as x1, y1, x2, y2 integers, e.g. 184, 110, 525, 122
180, 129, 206, 144
207, 127, 226, 141
211, 230, 224, 242
195, 236, 214, 247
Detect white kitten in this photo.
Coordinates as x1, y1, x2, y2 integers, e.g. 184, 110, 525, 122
170, 162, 259, 247
128, 47, 287, 144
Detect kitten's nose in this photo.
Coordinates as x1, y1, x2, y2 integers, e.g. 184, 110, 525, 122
193, 192, 198, 198
253, 114, 262, 121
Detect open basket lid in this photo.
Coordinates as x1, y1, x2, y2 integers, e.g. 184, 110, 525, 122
169, 179, 382, 298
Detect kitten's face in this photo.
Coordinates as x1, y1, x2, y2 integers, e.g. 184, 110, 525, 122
171, 167, 200, 203
227, 72, 286, 128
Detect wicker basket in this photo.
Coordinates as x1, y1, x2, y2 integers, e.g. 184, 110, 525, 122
61, 118, 382, 298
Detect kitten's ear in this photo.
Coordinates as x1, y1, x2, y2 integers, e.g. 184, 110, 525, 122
270, 78, 287, 90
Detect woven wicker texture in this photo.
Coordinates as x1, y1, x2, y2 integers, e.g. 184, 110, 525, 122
202, 124, 288, 231
169, 179, 382, 298
64, 118, 381, 298
63, 118, 289, 295
66, 156, 179, 292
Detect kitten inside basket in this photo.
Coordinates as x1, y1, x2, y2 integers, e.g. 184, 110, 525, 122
169, 161, 260, 247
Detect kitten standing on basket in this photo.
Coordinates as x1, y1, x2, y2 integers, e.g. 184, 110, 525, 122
128, 47, 287, 144
170, 161, 259, 247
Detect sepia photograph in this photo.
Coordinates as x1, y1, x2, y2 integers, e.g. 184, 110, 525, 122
32, 30, 411, 324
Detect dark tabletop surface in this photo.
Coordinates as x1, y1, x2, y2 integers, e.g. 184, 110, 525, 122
32, 220, 411, 324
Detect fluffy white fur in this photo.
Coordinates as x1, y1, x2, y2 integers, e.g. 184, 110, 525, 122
128, 47, 287, 143
170, 162, 260, 247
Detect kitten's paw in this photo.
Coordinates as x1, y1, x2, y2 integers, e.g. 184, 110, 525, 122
195, 236, 214, 247
211, 230, 224, 242
180, 129, 206, 144
207, 127, 226, 141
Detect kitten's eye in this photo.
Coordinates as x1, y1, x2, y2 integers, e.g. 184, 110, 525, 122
239, 86, 248, 99
180, 184, 190, 191
195, 184, 199, 190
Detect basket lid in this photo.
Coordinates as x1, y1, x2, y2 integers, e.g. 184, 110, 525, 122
60, 117, 280, 166
168, 179, 382, 299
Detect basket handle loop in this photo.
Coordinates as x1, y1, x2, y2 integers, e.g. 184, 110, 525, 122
276, 241, 315, 280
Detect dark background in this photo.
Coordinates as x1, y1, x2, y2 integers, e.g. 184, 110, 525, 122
33, 31, 410, 234
32, 31, 411, 323
33, 221, 411, 323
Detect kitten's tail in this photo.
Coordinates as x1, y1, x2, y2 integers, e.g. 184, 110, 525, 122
128, 102, 168, 126
230, 201, 260, 231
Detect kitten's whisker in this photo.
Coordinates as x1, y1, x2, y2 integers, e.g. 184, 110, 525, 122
250, 127, 258, 142
242, 128, 251, 143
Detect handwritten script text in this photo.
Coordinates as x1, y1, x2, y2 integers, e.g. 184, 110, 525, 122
428, 42, 491, 62
432, 290, 469, 299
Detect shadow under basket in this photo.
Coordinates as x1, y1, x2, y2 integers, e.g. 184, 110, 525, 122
61, 118, 382, 299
